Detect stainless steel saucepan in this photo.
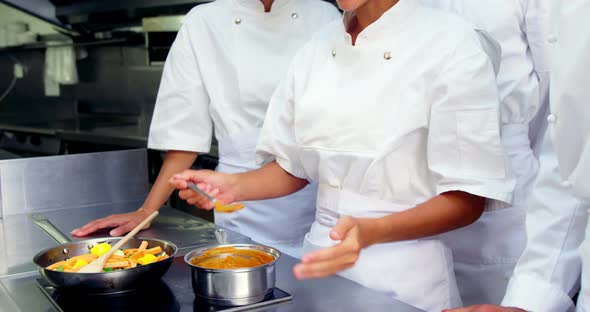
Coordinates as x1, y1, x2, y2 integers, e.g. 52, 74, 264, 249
184, 243, 280, 306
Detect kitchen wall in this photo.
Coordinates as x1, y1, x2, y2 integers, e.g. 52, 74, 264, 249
0, 0, 339, 142
0, 1, 59, 35
0, 0, 164, 131
0, 44, 163, 126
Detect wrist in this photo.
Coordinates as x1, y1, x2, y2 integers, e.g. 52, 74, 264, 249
358, 218, 382, 248
137, 207, 156, 217
230, 173, 243, 201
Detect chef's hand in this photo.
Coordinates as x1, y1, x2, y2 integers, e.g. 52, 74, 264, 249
169, 169, 239, 210
443, 305, 526, 312
293, 216, 372, 279
71, 208, 152, 237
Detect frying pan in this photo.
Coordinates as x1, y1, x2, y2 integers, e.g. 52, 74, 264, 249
31, 215, 177, 293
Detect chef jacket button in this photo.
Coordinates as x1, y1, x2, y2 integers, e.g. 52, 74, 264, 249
383, 52, 392, 60
562, 180, 572, 188
547, 114, 557, 124
331, 49, 336, 57
234, 18, 242, 25
547, 35, 558, 44
291, 12, 299, 19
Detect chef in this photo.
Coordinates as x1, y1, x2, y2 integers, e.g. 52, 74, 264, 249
419, 0, 552, 305
446, 0, 590, 311
70, 0, 341, 258
170, 0, 515, 310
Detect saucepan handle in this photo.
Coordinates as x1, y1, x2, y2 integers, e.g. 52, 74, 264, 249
214, 228, 228, 245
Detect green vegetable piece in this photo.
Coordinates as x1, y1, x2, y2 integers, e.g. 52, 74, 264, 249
103, 268, 114, 272
56, 265, 64, 272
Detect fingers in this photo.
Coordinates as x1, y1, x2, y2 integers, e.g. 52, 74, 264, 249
295, 235, 362, 280
169, 169, 212, 188
295, 221, 363, 280
170, 169, 237, 210
71, 215, 126, 236
294, 247, 358, 279
169, 176, 188, 189
178, 189, 193, 200
329, 216, 357, 240
186, 194, 214, 209
178, 189, 214, 209
168, 171, 197, 189
209, 187, 220, 197
110, 222, 134, 236
301, 234, 361, 264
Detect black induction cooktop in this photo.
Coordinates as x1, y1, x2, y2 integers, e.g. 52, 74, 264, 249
36, 256, 293, 312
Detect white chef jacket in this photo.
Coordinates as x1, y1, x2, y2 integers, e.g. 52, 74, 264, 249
419, 0, 552, 305
257, 2, 512, 207
148, 0, 340, 256
419, 0, 550, 129
547, 0, 590, 200
502, 129, 588, 311
502, 0, 590, 310
256, 1, 513, 308
148, 0, 340, 151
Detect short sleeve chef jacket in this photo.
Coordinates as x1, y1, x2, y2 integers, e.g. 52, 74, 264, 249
257, 0, 513, 208
148, 0, 341, 152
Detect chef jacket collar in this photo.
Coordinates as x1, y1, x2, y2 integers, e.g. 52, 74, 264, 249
340, 0, 419, 44
233, 0, 293, 14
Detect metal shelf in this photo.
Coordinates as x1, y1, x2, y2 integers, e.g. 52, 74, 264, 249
0, 38, 138, 52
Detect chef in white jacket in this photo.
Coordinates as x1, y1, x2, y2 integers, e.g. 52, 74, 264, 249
419, 0, 552, 305
170, 1, 515, 310
71, 0, 340, 258
447, 0, 590, 311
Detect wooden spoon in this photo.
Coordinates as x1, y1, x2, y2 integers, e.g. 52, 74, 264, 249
187, 182, 245, 213
77, 211, 159, 273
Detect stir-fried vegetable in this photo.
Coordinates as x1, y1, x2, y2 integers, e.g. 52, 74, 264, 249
72, 259, 88, 270
90, 243, 111, 256
46, 241, 169, 273
137, 254, 157, 265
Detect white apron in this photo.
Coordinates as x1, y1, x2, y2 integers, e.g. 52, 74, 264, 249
438, 124, 538, 305
215, 128, 317, 258
303, 184, 462, 312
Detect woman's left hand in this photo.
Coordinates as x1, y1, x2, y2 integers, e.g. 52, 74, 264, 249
293, 216, 373, 280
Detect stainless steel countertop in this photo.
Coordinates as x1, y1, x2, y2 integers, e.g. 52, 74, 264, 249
42, 202, 251, 253
0, 204, 423, 311
0, 214, 59, 276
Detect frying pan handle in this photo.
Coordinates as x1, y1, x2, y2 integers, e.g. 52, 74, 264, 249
29, 213, 72, 245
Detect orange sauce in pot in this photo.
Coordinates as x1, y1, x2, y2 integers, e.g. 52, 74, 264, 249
190, 247, 275, 269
